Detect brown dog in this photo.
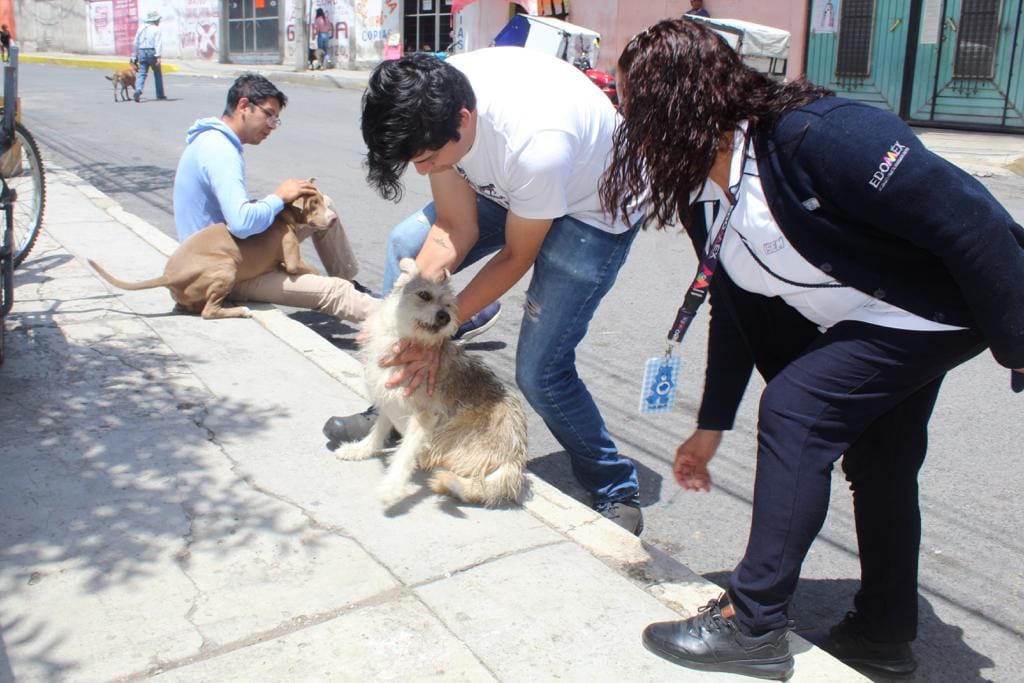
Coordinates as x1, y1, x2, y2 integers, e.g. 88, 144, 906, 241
89, 187, 330, 319
105, 64, 138, 102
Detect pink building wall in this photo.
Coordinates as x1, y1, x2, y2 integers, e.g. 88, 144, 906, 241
457, 0, 809, 80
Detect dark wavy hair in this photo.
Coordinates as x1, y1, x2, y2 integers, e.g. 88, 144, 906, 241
600, 18, 832, 229
361, 53, 476, 201
224, 73, 287, 116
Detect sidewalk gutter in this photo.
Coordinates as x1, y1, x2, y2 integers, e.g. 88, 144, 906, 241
21, 53, 181, 73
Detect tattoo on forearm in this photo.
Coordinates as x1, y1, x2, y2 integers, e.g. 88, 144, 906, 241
431, 236, 451, 250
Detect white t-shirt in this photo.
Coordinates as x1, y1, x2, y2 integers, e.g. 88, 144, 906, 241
695, 122, 963, 332
447, 47, 641, 234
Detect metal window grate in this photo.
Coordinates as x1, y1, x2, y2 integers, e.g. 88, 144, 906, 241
954, 0, 1001, 78
836, 0, 876, 76
403, 0, 452, 53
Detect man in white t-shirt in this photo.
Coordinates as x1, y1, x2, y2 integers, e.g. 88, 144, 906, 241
324, 49, 646, 533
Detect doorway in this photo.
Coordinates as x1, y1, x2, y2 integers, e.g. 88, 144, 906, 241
226, 0, 281, 63
806, 0, 1024, 130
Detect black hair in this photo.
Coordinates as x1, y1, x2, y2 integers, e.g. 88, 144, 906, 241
360, 53, 476, 201
601, 18, 831, 229
315, 8, 326, 18
223, 73, 288, 116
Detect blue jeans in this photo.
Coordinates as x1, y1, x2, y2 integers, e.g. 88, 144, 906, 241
135, 48, 165, 99
383, 196, 640, 504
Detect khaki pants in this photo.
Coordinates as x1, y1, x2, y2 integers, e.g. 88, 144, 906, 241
230, 196, 380, 322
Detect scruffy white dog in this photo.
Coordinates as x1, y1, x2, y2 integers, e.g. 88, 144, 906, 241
334, 258, 527, 507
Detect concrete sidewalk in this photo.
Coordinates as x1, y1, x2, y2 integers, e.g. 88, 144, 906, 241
0, 167, 864, 681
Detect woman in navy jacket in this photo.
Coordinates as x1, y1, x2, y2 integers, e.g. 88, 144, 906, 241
601, 18, 1024, 680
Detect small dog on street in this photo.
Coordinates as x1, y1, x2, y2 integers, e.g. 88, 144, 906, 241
106, 64, 138, 102
333, 258, 527, 508
89, 182, 329, 319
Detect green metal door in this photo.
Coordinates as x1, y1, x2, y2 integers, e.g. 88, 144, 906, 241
907, 0, 1024, 128
806, 0, 913, 111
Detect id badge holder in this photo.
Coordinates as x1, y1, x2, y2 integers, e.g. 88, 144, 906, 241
638, 346, 680, 414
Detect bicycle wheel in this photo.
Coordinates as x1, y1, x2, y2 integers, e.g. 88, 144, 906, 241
0, 122, 46, 267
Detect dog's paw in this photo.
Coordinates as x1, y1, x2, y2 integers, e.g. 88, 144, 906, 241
333, 442, 375, 461
241, 307, 253, 318
377, 479, 412, 508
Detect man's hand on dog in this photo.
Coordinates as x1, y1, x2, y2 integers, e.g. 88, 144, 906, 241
381, 340, 441, 396
274, 178, 318, 203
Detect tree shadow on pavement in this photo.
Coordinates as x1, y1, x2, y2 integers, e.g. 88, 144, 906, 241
0, 277, 326, 678
701, 572, 995, 682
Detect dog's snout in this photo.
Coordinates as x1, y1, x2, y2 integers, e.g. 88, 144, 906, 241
435, 310, 451, 327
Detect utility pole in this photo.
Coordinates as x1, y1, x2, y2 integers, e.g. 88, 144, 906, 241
295, 0, 307, 71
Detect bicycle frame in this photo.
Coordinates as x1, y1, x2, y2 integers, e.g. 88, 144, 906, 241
1, 44, 17, 318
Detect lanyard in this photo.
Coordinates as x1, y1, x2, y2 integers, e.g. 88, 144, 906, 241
665, 133, 751, 350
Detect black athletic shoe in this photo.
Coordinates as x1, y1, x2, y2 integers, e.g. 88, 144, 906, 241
594, 496, 644, 536
133, 90, 141, 102
323, 407, 378, 450
801, 612, 917, 677
642, 595, 794, 680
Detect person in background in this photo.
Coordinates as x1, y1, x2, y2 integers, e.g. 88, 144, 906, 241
131, 11, 166, 102
312, 8, 331, 69
601, 18, 1024, 680
173, 73, 377, 323
685, 0, 711, 18
0, 25, 11, 63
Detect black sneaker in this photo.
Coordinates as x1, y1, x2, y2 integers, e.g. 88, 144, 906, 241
453, 301, 501, 342
323, 406, 378, 450
801, 612, 917, 677
133, 90, 141, 102
642, 595, 794, 680
594, 496, 644, 535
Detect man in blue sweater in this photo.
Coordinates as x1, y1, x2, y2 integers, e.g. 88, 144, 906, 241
172, 73, 377, 322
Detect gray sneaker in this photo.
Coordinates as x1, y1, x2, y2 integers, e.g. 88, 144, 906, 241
594, 497, 644, 535
453, 301, 501, 342
323, 407, 378, 450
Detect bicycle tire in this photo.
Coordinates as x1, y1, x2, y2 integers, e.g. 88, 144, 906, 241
1, 122, 46, 267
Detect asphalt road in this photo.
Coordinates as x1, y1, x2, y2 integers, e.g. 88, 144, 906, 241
17, 63, 1024, 682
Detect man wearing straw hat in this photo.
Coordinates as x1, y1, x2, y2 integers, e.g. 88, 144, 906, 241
131, 11, 167, 102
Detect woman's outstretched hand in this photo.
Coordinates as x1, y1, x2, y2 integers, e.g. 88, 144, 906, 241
673, 428, 723, 492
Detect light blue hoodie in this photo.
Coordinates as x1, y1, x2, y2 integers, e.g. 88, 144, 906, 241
172, 117, 284, 241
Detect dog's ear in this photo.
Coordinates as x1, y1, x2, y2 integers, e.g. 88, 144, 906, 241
438, 268, 451, 285
398, 258, 419, 278
277, 204, 298, 228
307, 176, 317, 185
392, 257, 419, 291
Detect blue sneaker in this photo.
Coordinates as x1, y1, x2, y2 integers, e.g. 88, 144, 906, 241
453, 301, 501, 342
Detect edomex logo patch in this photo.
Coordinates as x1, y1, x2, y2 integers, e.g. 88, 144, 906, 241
868, 141, 910, 190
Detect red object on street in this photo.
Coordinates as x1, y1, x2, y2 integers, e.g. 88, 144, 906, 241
585, 68, 618, 106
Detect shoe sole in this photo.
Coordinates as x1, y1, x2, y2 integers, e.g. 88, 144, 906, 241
800, 629, 917, 677
454, 307, 501, 343
845, 657, 917, 677
642, 634, 794, 681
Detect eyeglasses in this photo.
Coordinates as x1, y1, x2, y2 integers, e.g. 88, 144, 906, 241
252, 102, 282, 128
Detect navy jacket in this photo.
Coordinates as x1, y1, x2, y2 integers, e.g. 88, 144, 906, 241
689, 97, 1024, 429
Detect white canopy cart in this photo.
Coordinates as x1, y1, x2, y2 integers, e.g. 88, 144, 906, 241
684, 15, 791, 77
